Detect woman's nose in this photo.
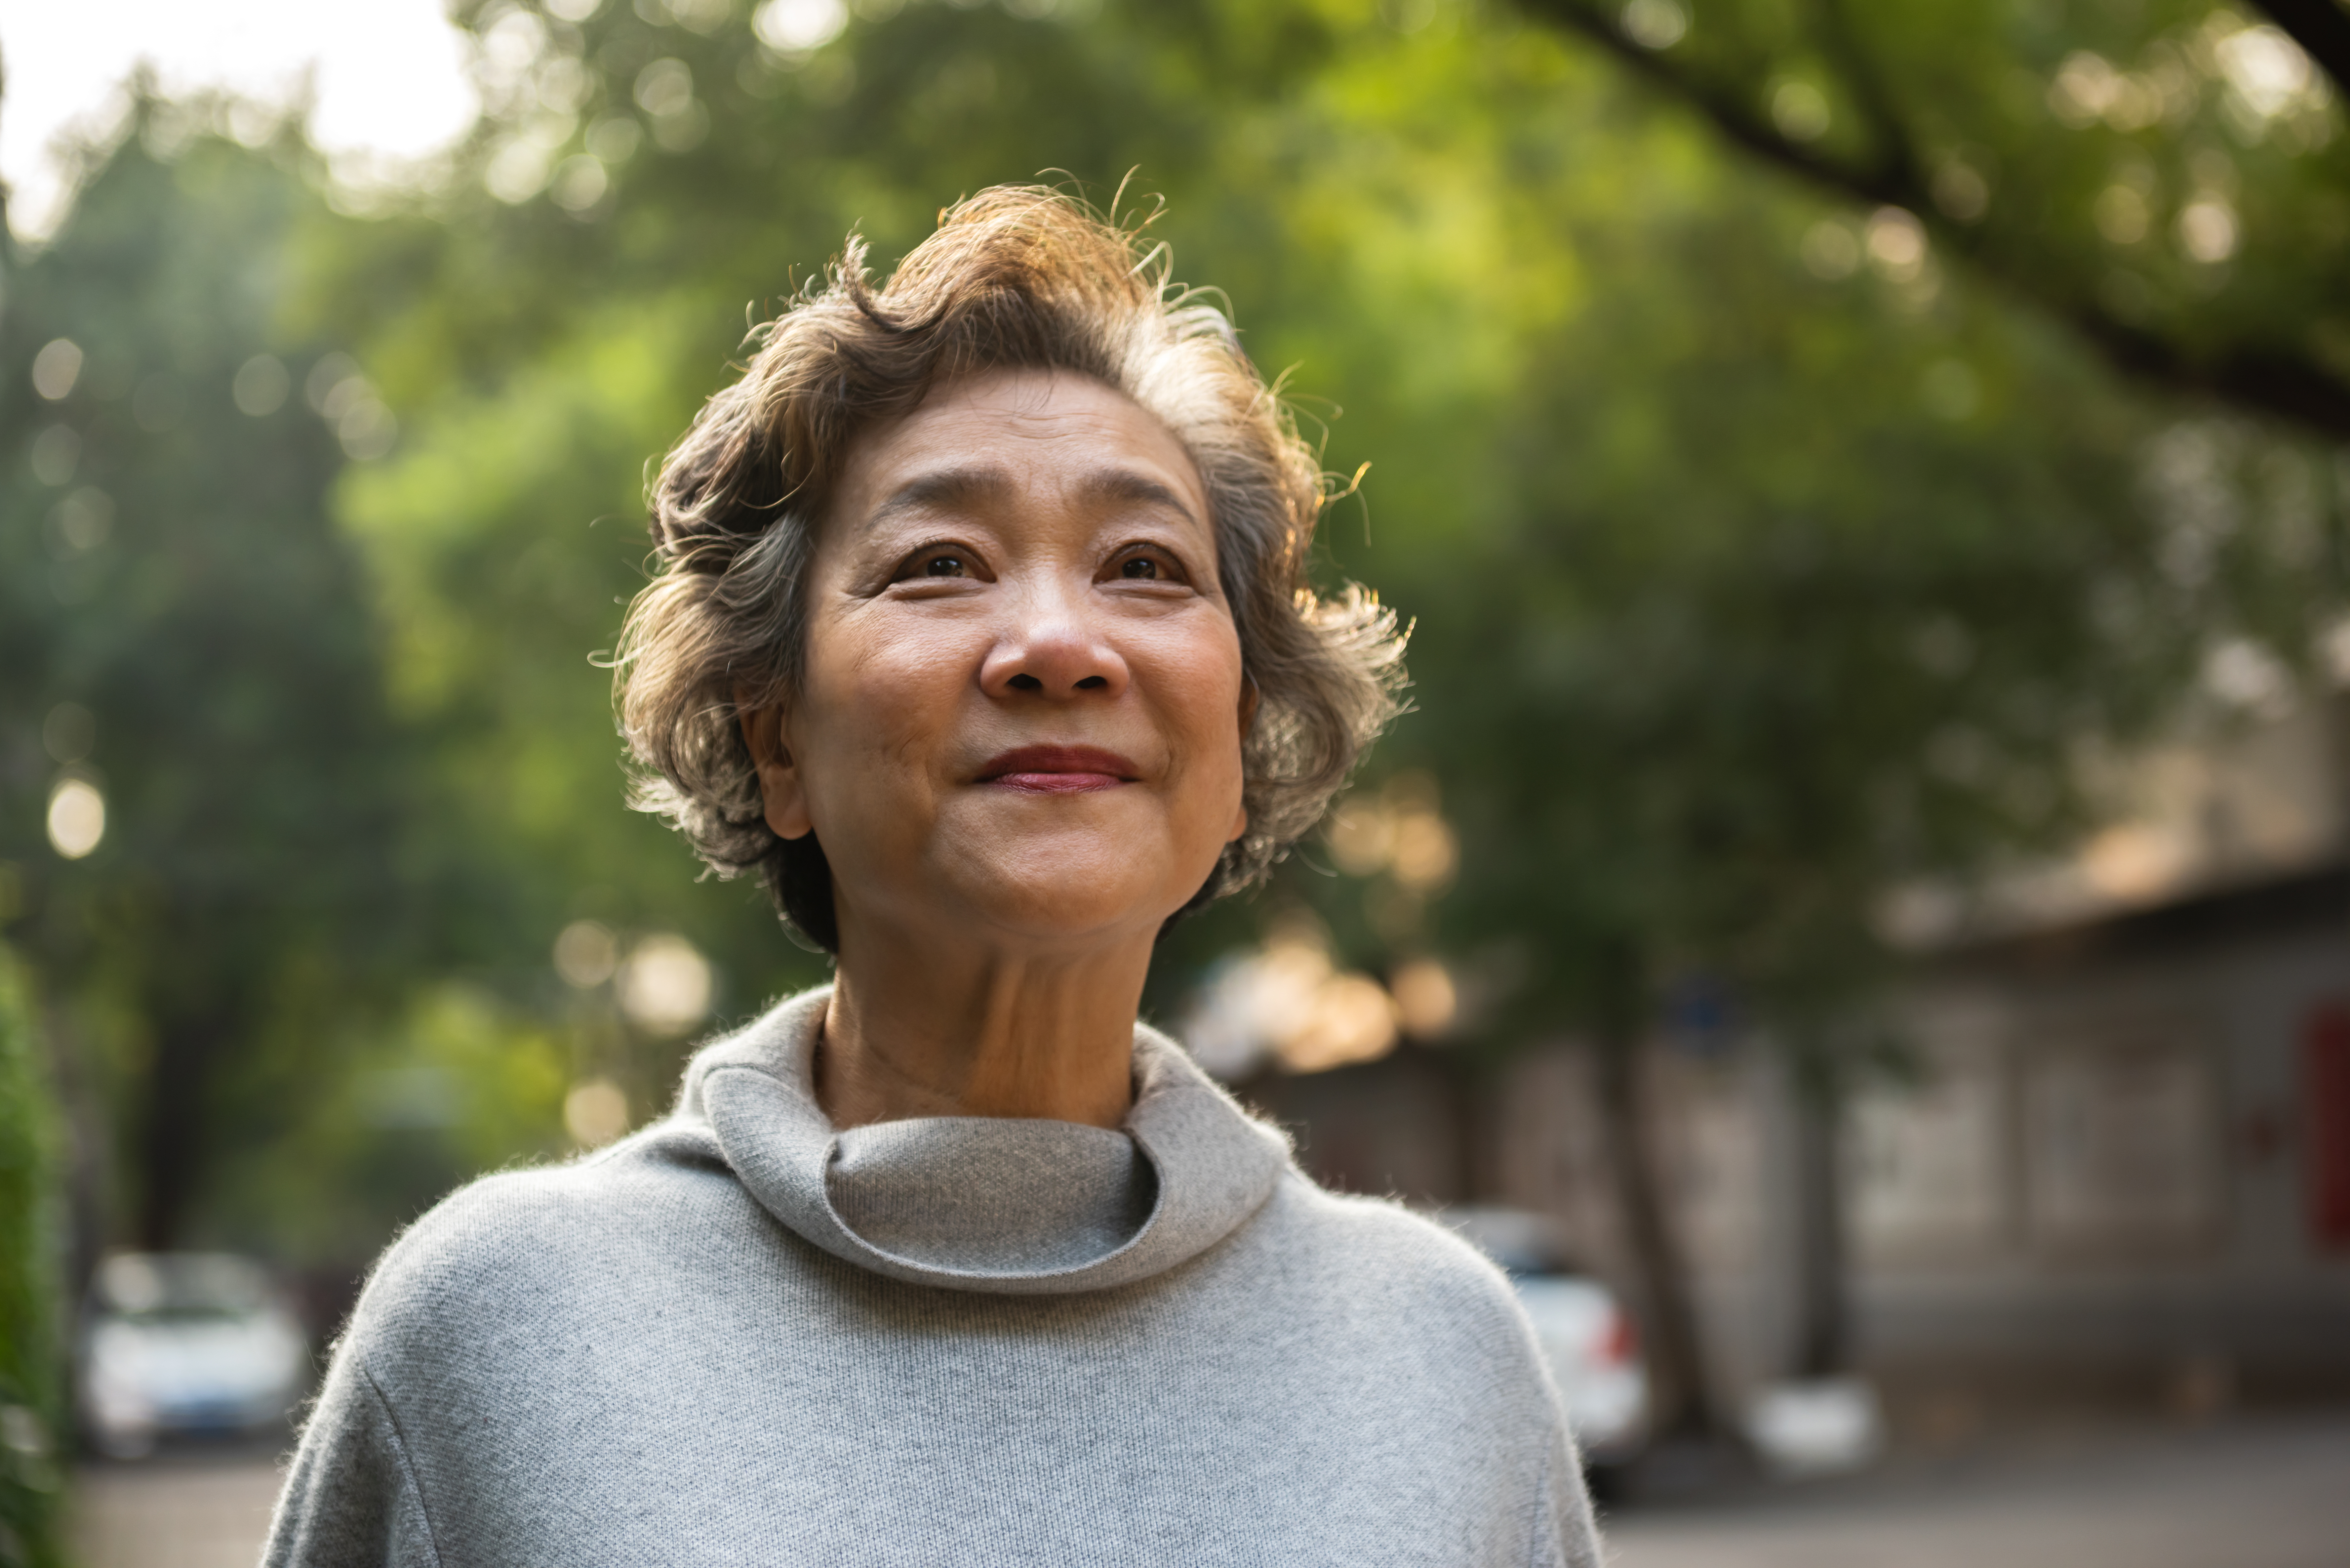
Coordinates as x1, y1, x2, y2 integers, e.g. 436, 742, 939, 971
979, 592, 1130, 700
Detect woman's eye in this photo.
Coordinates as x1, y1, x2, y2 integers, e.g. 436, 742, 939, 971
1113, 547, 1186, 584
895, 546, 974, 582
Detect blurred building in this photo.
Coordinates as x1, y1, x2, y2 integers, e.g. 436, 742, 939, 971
1239, 691, 2350, 1425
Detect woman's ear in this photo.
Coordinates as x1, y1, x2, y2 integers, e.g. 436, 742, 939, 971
736, 688, 815, 841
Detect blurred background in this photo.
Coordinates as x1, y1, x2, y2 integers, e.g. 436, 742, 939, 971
2, 0, 2347, 1563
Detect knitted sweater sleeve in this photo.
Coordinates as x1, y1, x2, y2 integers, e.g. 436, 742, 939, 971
262, 1344, 443, 1568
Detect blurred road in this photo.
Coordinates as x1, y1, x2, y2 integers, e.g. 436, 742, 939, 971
69, 1412, 2350, 1567
72, 1447, 285, 1568
1605, 1412, 2350, 1568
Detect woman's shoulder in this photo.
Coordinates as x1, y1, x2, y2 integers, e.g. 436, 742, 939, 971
1224, 1175, 1564, 1405
339, 1123, 745, 1353
1265, 1170, 1488, 1253
1257, 1174, 1528, 1319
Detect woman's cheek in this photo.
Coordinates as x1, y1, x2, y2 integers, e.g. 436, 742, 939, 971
1169, 661, 1249, 825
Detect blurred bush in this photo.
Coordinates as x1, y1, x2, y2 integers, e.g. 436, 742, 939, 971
0, 950, 67, 1565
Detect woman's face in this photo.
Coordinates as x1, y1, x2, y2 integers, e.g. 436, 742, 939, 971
747, 368, 1250, 953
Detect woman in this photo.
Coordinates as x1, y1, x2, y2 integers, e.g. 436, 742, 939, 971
266, 188, 1602, 1567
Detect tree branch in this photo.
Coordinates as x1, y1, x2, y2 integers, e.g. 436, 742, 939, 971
1527, 0, 1908, 208
1516, 0, 2350, 445
1810, 0, 1916, 191
2249, 0, 2350, 100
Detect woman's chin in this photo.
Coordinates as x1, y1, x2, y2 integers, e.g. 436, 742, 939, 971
939, 842, 1203, 944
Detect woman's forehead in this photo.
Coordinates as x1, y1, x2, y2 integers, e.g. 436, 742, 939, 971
835, 368, 1211, 531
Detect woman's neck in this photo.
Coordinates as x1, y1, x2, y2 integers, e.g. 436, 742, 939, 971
816, 930, 1151, 1130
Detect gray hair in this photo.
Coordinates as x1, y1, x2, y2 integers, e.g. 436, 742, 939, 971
615, 186, 1406, 949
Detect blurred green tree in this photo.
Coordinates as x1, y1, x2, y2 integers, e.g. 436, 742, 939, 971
1517, 0, 2350, 438
0, 116, 427, 1253
1470, 0, 2350, 1432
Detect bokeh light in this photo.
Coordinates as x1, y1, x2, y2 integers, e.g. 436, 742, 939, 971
617, 934, 713, 1035
562, 1078, 630, 1146
553, 920, 621, 989
46, 777, 106, 860
31, 339, 83, 400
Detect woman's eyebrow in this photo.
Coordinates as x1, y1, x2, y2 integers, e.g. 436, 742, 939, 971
1082, 468, 1200, 528
864, 465, 1012, 529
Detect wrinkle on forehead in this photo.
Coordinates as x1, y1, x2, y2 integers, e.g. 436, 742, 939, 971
839, 368, 1212, 538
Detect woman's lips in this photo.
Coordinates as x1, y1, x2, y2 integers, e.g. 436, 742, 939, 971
977, 745, 1140, 794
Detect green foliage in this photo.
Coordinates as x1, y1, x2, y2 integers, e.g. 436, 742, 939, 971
325, 288, 844, 1014
1518, 0, 2350, 439
1379, 165, 2345, 1034
1, 121, 426, 1248
0, 951, 67, 1567
206, 984, 572, 1258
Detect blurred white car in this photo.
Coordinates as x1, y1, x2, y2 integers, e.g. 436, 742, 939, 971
80, 1252, 309, 1457
1438, 1207, 1650, 1465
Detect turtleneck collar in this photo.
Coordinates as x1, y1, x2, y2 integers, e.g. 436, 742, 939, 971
668, 988, 1290, 1295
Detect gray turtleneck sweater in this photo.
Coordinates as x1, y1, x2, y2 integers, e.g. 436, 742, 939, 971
263, 990, 1603, 1566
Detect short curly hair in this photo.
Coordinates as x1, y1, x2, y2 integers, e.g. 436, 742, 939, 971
616, 185, 1405, 951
